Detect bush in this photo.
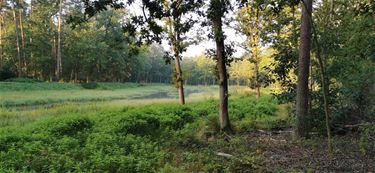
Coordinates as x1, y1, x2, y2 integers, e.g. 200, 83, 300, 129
81, 82, 99, 89
116, 113, 161, 136
48, 117, 94, 136
0, 66, 16, 81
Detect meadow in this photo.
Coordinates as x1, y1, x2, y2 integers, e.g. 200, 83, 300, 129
0, 82, 373, 172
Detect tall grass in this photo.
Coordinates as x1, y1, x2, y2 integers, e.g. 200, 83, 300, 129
0, 95, 289, 172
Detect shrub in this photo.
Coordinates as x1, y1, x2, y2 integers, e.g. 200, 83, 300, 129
81, 82, 99, 89
116, 114, 160, 136
48, 117, 94, 136
0, 66, 16, 81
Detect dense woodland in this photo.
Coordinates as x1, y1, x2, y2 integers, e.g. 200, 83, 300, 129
0, 0, 374, 172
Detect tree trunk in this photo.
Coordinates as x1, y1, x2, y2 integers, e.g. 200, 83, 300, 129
0, 13, 3, 66
29, 0, 33, 67
296, 0, 313, 138
52, 34, 56, 79
11, 1, 22, 77
254, 60, 260, 100
211, 0, 230, 131
166, 9, 185, 105
174, 54, 185, 104
56, 0, 63, 81
18, 0, 26, 72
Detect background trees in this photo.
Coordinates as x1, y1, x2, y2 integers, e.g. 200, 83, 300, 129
0, 0, 373, 137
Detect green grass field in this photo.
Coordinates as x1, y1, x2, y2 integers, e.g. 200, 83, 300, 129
0, 82, 221, 108
2, 82, 370, 172
0, 82, 293, 172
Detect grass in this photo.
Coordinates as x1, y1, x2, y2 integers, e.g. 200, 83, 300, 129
0, 95, 289, 172
0, 82, 223, 107
1, 82, 370, 172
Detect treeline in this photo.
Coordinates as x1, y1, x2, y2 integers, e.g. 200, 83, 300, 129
0, 0, 374, 139
0, 1, 170, 82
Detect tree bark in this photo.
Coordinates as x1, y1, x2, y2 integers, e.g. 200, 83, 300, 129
11, 1, 22, 77
166, 6, 185, 105
56, 0, 63, 81
0, 12, 3, 66
211, 0, 230, 131
296, 0, 312, 138
174, 53, 185, 104
18, 0, 26, 72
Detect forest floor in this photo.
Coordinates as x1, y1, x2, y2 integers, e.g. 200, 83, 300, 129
240, 129, 375, 172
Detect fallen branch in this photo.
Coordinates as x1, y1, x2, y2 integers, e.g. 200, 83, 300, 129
344, 123, 375, 128
216, 152, 234, 159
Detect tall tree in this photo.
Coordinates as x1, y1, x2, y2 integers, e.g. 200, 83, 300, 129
296, 0, 313, 138
18, 0, 26, 72
10, 0, 22, 76
163, 0, 202, 105
56, 0, 63, 80
166, 12, 185, 104
0, 0, 3, 66
208, 0, 230, 131
237, 0, 263, 99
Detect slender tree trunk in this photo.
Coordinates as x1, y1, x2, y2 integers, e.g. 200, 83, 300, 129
254, 60, 260, 99
18, 0, 26, 72
211, 0, 230, 131
166, 10, 185, 105
296, 0, 313, 138
52, 34, 56, 79
29, 0, 33, 68
313, 0, 334, 157
0, 14, 3, 66
0, 0, 2, 66
11, 1, 22, 77
56, 0, 63, 81
174, 53, 185, 104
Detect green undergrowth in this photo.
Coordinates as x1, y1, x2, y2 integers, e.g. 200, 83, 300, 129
0, 96, 289, 172
0, 81, 144, 92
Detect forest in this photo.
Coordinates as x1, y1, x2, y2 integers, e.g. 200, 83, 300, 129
0, 0, 374, 172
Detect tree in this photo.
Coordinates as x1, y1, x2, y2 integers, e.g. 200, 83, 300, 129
296, 0, 312, 138
56, 0, 63, 80
237, 0, 264, 99
163, 0, 203, 105
10, 0, 22, 76
208, 0, 231, 131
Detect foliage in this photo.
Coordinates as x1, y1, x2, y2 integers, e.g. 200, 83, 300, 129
0, 95, 286, 172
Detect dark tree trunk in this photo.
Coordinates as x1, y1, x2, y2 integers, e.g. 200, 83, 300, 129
296, 0, 313, 138
18, 0, 26, 72
174, 54, 185, 104
56, 0, 63, 81
211, 0, 230, 131
11, 1, 22, 77
0, 13, 3, 66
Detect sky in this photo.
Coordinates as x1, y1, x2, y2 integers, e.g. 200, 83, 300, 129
128, 1, 246, 58
23, 0, 247, 58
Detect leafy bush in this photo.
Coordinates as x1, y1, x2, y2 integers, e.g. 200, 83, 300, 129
48, 117, 94, 136
0, 66, 16, 81
116, 114, 161, 136
81, 82, 99, 89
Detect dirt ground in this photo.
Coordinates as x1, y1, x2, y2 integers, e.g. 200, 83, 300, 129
243, 130, 375, 172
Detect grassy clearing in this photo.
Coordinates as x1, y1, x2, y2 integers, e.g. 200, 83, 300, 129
0, 82, 166, 107
0, 94, 292, 172
0, 82, 226, 107
1, 83, 372, 172
0, 83, 248, 127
